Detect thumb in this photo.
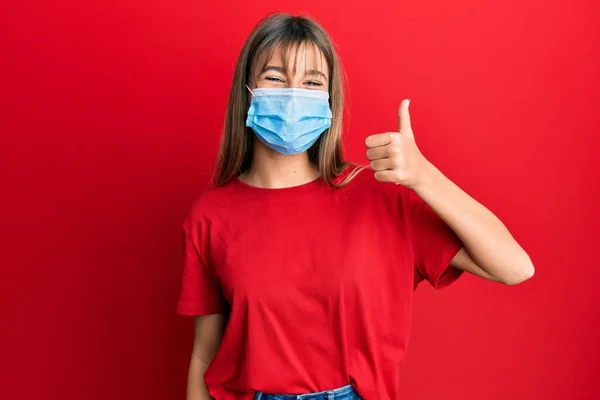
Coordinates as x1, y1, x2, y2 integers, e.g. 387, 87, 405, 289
398, 99, 412, 136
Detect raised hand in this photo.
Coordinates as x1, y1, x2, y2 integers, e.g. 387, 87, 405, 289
365, 99, 431, 189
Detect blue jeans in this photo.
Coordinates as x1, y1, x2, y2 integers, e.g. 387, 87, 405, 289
254, 383, 362, 400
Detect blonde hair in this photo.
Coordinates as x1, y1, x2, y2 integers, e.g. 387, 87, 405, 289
213, 12, 365, 187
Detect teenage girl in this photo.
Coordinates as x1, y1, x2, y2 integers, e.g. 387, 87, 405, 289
177, 12, 535, 400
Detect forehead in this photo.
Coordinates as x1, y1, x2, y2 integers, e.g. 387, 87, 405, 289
254, 42, 329, 75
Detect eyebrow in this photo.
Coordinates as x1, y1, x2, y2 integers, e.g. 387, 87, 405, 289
261, 65, 328, 81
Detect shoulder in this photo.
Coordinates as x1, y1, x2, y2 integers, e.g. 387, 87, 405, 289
339, 163, 408, 197
339, 163, 420, 213
182, 179, 239, 232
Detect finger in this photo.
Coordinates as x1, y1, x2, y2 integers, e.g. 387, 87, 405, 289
365, 132, 400, 148
398, 99, 412, 135
369, 158, 393, 172
366, 146, 389, 160
374, 170, 398, 183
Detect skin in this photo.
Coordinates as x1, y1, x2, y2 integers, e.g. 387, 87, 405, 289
186, 314, 226, 400
365, 101, 535, 285
186, 42, 535, 400
240, 42, 329, 188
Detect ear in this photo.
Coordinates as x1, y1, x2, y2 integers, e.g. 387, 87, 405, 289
245, 84, 254, 105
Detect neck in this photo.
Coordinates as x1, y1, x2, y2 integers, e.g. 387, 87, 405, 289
240, 138, 320, 188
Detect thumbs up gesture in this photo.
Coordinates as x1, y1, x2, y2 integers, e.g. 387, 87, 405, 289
365, 99, 431, 189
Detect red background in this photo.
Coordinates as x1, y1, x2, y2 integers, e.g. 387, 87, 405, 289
1, 1, 599, 399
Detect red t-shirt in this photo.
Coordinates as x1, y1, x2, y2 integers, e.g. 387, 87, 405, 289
177, 165, 464, 400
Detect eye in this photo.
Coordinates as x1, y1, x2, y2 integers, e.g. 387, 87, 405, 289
265, 76, 284, 82
305, 81, 323, 86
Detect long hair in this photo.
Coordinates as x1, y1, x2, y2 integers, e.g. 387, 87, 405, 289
212, 12, 365, 187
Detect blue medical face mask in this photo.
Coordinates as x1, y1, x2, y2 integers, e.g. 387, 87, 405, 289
245, 85, 332, 155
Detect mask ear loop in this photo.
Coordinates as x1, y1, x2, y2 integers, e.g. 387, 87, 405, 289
246, 84, 254, 95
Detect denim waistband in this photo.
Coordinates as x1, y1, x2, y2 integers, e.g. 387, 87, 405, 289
255, 383, 358, 400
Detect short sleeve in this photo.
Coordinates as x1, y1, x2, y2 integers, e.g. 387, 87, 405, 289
176, 228, 229, 316
403, 188, 464, 290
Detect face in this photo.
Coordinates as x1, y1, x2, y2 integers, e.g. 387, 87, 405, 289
249, 43, 330, 94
